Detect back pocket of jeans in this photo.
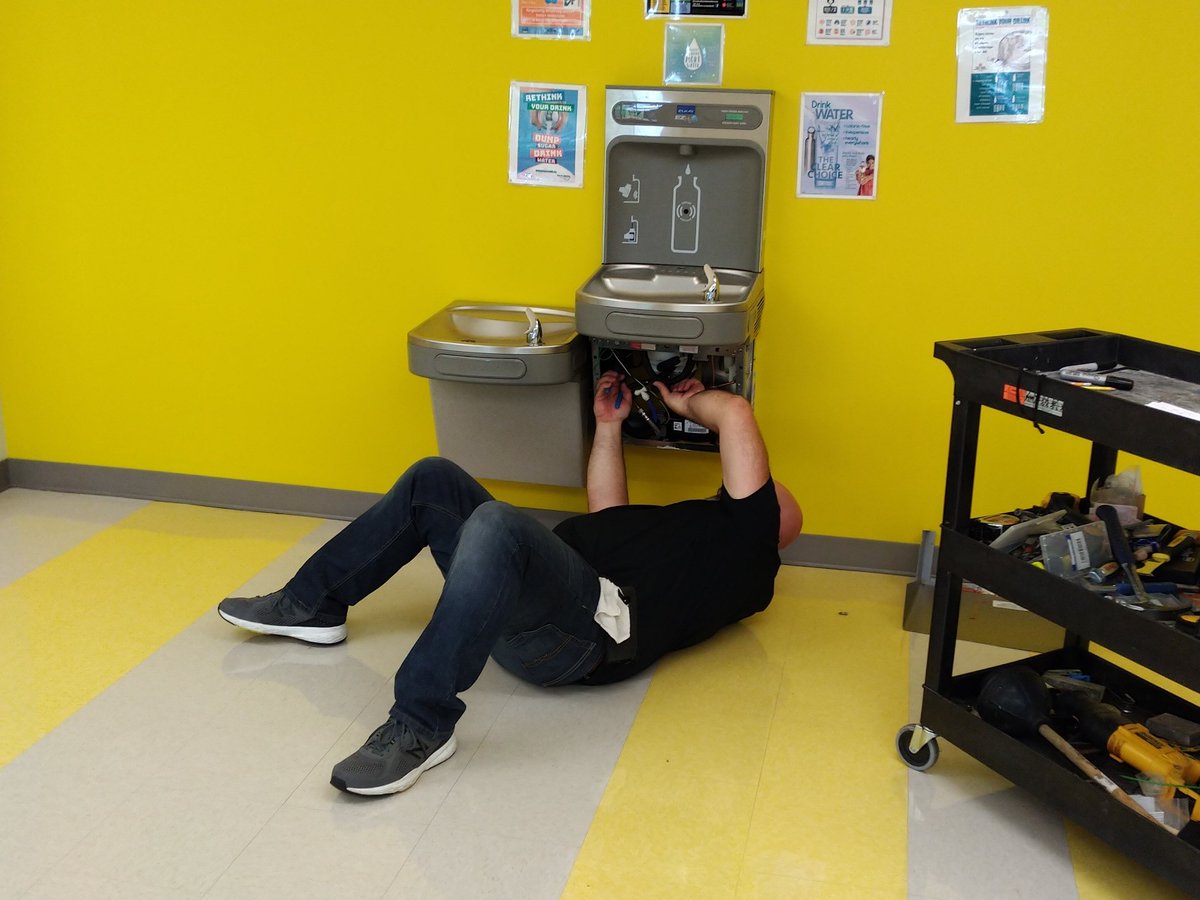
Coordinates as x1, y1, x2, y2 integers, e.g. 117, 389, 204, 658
504, 624, 595, 686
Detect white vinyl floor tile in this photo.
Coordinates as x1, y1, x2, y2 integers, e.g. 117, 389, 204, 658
427, 674, 652, 850
0, 489, 146, 588
206, 802, 427, 900
385, 817, 582, 900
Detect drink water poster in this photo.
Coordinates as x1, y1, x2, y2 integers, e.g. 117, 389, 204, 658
797, 92, 883, 200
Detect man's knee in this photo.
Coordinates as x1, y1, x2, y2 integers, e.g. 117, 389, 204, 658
401, 456, 465, 485
385, 457, 474, 500
462, 500, 519, 534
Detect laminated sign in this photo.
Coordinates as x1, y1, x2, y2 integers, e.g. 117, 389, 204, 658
956, 7, 1049, 123
508, 83, 587, 188
797, 92, 883, 200
512, 0, 590, 40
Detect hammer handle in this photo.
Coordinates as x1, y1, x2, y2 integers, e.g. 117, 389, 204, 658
1037, 724, 1174, 832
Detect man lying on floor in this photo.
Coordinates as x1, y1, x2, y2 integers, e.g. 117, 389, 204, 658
218, 371, 802, 796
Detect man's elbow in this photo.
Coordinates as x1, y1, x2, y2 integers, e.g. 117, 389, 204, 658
719, 393, 755, 429
776, 481, 803, 548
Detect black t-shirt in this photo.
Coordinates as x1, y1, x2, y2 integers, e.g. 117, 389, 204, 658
552, 477, 782, 683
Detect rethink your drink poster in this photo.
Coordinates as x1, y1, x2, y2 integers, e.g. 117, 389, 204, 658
508, 82, 587, 188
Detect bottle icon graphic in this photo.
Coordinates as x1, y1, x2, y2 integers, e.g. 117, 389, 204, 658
803, 127, 817, 177
671, 164, 701, 254
813, 123, 842, 190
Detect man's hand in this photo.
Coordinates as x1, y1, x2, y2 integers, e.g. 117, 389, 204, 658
652, 377, 705, 420
594, 371, 632, 424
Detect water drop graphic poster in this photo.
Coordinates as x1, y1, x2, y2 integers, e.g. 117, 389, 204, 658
664, 24, 724, 85
797, 92, 883, 200
508, 82, 587, 188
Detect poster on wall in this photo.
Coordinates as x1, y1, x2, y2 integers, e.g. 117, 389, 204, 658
664, 23, 725, 84
508, 82, 587, 188
646, 0, 748, 19
806, 0, 893, 46
797, 92, 883, 200
512, 0, 591, 40
955, 7, 1049, 123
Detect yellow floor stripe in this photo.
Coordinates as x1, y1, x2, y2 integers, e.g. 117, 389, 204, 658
0, 502, 324, 766
563, 568, 910, 898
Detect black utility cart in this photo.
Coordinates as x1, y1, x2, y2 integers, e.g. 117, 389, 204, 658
899, 329, 1200, 895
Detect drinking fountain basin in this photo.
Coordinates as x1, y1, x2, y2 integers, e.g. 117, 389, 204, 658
575, 264, 765, 347
448, 306, 575, 343
409, 303, 585, 384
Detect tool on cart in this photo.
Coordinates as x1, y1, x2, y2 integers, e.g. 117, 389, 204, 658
1147, 713, 1200, 749
976, 667, 1170, 830
1059, 693, 1200, 823
1096, 504, 1161, 607
1045, 362, 1135, 390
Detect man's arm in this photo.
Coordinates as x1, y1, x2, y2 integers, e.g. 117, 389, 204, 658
652, 379, 769, 499
587, 371, 632, 512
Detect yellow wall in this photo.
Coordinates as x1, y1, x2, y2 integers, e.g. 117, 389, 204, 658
1, 2, 1197, 544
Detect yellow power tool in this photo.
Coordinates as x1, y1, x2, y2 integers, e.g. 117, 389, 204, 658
1062, 694, 1200, 820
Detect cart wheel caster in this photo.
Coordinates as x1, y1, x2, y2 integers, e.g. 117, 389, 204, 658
896, 723, 939, 771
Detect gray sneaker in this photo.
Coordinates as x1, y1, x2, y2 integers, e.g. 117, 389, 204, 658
330, 719, 457, 796
217, 589, 347, 645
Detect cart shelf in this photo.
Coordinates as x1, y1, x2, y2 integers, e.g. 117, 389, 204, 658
904, 328, 1200, 895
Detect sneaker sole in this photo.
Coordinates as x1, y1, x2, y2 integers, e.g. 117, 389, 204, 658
217, 609, 347, 645
331, 735, 458, 796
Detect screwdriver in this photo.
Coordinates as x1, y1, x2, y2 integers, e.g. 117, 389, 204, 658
1096, 504, 1160, 607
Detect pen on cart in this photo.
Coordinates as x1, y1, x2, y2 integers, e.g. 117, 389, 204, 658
1044, 363, 1135, 390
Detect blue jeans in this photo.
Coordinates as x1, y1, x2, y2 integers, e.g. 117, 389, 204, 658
284, 458, 604, 740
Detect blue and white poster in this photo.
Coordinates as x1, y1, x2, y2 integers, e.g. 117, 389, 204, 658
956, 7, 1049, 124
508, 82, 587, 188
796, 92, 883, 200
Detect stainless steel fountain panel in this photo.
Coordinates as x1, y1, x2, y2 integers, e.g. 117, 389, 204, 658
602, 86, 771, 271
576, 264, 764, 347
575, 87, 772, 447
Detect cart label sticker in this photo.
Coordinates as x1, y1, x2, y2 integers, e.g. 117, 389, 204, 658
1002, 384, 1063, 417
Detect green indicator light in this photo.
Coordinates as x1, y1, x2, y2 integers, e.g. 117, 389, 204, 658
725, 113, 745, 122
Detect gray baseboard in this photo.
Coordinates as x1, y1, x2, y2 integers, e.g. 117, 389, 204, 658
780, 532, 919, 576
4, 459, 381, 521
2, 458, 920, 576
